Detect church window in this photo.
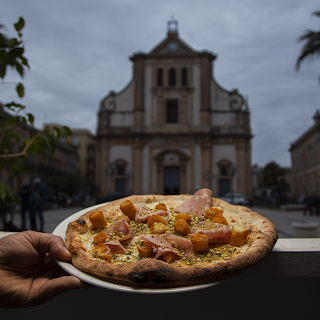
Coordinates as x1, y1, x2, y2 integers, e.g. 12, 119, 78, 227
168, 68, 176, 86
166, 99, 178, 123
157, 68, 163, 86
182, 67, 188, 86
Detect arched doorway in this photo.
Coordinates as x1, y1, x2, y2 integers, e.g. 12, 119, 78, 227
164, 166, 180, 195
155, 149, 189, 195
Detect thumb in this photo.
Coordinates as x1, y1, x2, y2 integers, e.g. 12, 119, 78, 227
23, 231, 72, 262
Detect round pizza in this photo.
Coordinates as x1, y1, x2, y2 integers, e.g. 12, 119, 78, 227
65, 188, 278, 288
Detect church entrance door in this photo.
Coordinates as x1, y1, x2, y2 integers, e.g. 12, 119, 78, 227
164, 166, 180, 195
219, 179, 230, 197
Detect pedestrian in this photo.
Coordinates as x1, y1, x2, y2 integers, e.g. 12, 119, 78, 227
29, 174, 47, 232
303, 196, 313, 216
18, 176, 31, 230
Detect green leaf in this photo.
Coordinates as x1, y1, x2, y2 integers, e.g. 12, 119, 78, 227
53, 127, 61, 139
15, 63, 24, 78
16, 82, 24, 97
4, 101, 26, 111
61, 126, 72, 139
14, 17, 25, 33
0, 63, 6, 79
26, 113, 34, 125
20, 56, 29, 68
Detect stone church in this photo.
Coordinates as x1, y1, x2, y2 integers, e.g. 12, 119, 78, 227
95, 19, 252, 199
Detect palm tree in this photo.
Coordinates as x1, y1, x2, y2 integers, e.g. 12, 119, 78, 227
296, 10, 320, 81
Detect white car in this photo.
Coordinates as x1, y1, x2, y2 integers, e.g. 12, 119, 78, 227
219, 193, 246, 205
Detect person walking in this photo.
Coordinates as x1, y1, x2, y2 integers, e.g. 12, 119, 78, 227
18, 176, 31, 230
29, 174, 47, 232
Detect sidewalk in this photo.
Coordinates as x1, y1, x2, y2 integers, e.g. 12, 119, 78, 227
4, 205, 320, 238
250, 206, 320, 238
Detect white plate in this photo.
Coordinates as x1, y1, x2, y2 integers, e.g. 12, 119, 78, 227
52, 203, 219, 293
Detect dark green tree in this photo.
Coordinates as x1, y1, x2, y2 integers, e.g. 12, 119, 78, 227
0, 17, 71, 218
263, 161, 290, 205
296, 10, 320, 82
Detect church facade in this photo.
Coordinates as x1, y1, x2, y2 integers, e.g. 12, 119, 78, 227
95, 20, 252, 199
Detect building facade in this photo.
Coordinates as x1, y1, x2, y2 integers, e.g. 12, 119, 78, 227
95, 20, 253, 198
290, 110, 320, 197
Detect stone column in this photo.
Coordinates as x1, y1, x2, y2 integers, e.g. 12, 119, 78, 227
133, 139, 144, 194
96, 138, 110, 197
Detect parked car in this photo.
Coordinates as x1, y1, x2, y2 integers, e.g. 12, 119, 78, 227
219, 193, 246, 205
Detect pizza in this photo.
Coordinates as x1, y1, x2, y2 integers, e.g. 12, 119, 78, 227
65, 188, 277, 288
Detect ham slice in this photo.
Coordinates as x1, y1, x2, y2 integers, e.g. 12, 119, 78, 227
163, 233, 193, 255
105, 218, 134, 241
191, 223, 232, 244
105, 240, 126, 254
140, 234, 192, 259
135, 206, 169, 223
174, 188, 213, 217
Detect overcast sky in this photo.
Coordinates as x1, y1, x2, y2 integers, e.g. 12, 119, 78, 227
1, 0, 319, 168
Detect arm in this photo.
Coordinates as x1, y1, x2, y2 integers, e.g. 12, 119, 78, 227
0, 231, 88, 308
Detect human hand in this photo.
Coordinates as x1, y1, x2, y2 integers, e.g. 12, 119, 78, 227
0, 231, 88, 308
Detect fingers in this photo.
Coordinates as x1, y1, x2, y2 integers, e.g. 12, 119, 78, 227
38, 276, 88, 306
22, 231, 72, 262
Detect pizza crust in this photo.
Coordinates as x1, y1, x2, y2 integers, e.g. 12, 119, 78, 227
65, 194, 278, 288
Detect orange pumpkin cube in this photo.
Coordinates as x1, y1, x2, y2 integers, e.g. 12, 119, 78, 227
211, 213, 228, 225
116, 214, 131, 225
137, 240, 153, 258
147, 214, 167, 227
191, 233, 209, 253
155, 203, 167, 211
120, 200, 137, 220
176, 213, 192, 224
231, 226, 249, 246
92, 243, 112, 261
174, 219, 190, 235
150, 222, 168, 234
162, 252, 176, 263
89, 211, 108, 229
205, 206, 224, 219
93, 231, 108, 245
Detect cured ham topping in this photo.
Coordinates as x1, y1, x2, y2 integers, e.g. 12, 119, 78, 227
105, 240, 127, 254
191, 221, 232, 244
105, 218, 134, 241
140, 234, 192, 260
163, 233, 193, 255
174, 188, 213, 218
135, 205, 169, 223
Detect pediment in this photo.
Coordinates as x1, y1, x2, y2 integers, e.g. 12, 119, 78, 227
149, 35, 196, 55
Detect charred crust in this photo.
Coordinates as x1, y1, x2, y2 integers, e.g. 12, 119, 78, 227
129, 266, 172, 284
129, 272, 148, 284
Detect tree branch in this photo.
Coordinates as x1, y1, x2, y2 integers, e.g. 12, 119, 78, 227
0, 130, 42, 159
